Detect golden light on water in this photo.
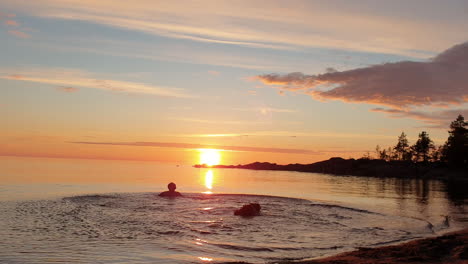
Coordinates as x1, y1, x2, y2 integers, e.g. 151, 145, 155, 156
203, 170, 214, 194
199, 149, 221, 166
198, 149, 220, 194
205, 170, 213, 189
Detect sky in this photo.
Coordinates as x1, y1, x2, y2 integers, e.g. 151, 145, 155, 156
1, 0, 467, 165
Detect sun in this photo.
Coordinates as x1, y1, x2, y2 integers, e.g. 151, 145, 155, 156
199, 149, 221, 166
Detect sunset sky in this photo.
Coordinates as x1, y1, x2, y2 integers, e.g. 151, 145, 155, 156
1, 0, 468, 165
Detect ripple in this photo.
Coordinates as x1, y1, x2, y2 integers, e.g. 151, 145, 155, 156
0, 192, 435, 263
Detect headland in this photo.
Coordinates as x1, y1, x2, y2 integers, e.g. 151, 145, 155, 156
195, 157, 467, 180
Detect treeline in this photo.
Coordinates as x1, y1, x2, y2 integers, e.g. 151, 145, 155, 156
371, 115, 467, 169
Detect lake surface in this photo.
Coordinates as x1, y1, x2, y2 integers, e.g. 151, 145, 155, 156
0, 156, 467, 263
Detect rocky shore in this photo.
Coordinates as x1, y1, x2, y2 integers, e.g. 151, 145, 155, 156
222, 229, 468, 264
281, 228, 468, 264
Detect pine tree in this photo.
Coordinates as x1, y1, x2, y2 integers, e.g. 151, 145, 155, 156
412, 131, 435, 162
443, 115, 468, 168
394, 132, 410, 161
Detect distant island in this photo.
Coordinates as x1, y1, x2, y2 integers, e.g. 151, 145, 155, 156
194, 157, 466, 180
195, 115, 467, 180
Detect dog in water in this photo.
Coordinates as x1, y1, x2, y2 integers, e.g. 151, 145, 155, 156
234, 203, 261, 216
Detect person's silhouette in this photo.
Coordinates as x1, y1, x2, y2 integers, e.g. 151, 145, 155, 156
159, 182, 182, 197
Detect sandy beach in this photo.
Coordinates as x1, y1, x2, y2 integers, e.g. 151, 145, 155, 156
275, 228, 468, 264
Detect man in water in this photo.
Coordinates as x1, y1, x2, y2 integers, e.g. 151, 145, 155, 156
159, 182, 182, 197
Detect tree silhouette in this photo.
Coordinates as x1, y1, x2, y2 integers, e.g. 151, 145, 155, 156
412, 131, 434, 162
431, 145, 444, 162
443, 115, 468, 168
394, 132, 410, 161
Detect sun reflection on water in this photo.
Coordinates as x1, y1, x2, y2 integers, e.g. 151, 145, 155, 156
205, 170, 213, 189
203, 170, 214, 194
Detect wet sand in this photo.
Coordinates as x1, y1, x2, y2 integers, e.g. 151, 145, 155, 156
286, 228, 468, 264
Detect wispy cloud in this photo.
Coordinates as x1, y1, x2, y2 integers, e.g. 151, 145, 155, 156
256, 42, 468, 109
4, 20, 19, 26
0, 11, 16, 19
7, 30, 30, 38
169, 117, 279, 126
0, 68, 192, 98
3, 0, 468, 56
56, 86, 79, 93
234, 107, 297, 115
371, 108, 468, 129
207, 70, 220, 76
71, 141, 321, 155
35, 38, 278, 71
180, 130, 396, 139
1, 12, 32, 38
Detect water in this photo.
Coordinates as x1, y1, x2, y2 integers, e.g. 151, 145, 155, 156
0, 156, 467, 263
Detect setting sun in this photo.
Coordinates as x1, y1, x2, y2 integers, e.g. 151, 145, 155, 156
199, 149, 221, 166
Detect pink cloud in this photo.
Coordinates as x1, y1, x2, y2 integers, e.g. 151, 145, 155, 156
56, 86, 79, 93
7, 74, 24, 79
207, 70, 220, 76
256, 42, 468, 109
8, 30, 31, 38
4, 20, 19, 26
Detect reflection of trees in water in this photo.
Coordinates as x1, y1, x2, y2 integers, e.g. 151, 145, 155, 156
380, 177, 467, 221
374, 177, 466, 207
323, 175, 466, 221
328, 176, 466, 205
445, 180, 468, 206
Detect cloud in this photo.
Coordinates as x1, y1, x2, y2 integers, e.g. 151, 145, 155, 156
207, 70, 220, 76
234, 107, 297, 114
256, 42, 468, 109
8, 30, 30, 38
0, 11, 16, 19
180, 130, 396, 140
371, 108, 468, 128
169, 117, 286, 126
56, 86, 79, 93
0, 68, 192, 98
71, 141, 321, 155
39, 38, 279, 71
4, 20, 19, 26
3, 0, 468, 57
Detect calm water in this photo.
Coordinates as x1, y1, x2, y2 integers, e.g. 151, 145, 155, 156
0, 156, 467, 263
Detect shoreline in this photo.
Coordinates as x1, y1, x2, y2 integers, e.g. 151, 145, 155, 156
221, 228, 468, 264
283, 228, 468, 264
195, 157, 468, 181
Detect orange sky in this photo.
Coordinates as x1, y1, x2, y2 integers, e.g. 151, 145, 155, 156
1, 0, 467, 165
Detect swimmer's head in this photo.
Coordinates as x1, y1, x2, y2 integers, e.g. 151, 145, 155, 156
168, 182, 177, 192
